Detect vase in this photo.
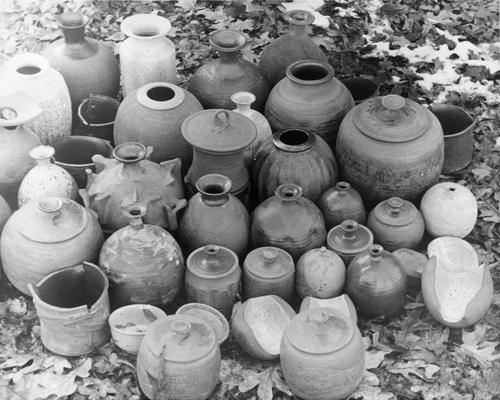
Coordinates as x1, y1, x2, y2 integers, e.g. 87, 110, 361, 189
77, 94, 120, 144
326, 219, 373, 266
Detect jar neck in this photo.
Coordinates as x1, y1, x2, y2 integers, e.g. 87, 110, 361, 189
62, 25, 86, 44
340, 220, 359, 241
291, 24, 307, 36
219, 51, 240, 64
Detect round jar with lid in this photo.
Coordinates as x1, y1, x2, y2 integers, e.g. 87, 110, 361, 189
367, 197, 425, 251
326, 220, 373, 266
243, 247, 295, 302
137, 314, 221, 400
280, 307, 365, 400
336, 94, 444, 206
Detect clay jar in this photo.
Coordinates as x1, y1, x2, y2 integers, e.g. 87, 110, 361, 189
336, 95, 444, 206
252, 128, 337, 203
243, 247, 295, 302
114, 82, 202, 171
185, 245, 241, 318
319, 181, 366, 230
280, 308, 365, 400
326, 220, 374, 266
99, 204, 185, 308
119, 14, 176, 97
1, 197, 104, 296
179, 174, 249, 259
259, 10, 328, 87
137, 315, 221, 400
367, 197, 425, 251
188, 30, 270, 112
251, 183, 326, 261
265, 60, 354, 148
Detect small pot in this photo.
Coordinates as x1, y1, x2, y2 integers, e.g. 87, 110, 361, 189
77, 94, 120, 144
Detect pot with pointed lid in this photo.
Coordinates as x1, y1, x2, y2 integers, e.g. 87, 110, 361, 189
137, 314, 221, 400
243, 247, 295, 301
367, 197, 425, 251
280, 307, 365, 400
185, 245, 241, 318
319, 181, 366, 230
326, 219, 373, 266
336, 94, 444, 207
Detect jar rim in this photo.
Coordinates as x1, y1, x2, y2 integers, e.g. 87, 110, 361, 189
286, 60, 334, 86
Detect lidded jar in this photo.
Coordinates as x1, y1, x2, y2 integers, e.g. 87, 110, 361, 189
367, 197, 425, 251
326, 220, 374, 266
252, 128, 337, 203
243, 247, 295, 302
280, 308, 365, 400
137, 314, 221, 400
185, 245, 241, 318
99, 203, 185, 308
187, 30, 270, 112
336, 94, 444, 206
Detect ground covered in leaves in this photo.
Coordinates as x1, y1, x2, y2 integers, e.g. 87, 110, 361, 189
0, 0, 499, 399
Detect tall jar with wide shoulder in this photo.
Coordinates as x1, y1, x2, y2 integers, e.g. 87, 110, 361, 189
1, 197, 104, 296
252, 128, 337, 203
319, 181, 366, 230
265, 60, 354, 148
336, 94, 444, 207
119, 14, 176, 97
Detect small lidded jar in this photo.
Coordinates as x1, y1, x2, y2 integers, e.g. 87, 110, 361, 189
326, 219, 373, 266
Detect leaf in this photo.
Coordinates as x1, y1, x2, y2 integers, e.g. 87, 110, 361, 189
175, 0, 196, 11
107, 31, 126, 41
348, 371, 396, 400
471, 167, 492, 180
365, 349, 389, 369
238, 366, 291, 400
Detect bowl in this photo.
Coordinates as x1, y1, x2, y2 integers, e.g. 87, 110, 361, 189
176, 303, 230, 345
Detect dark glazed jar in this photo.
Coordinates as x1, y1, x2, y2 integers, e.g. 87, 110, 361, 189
252, 128, 337, 203
187, 30, 270, 112
259, 10, 328, 87
326, 220, 373, 266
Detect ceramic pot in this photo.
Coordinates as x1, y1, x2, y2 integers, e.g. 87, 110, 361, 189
18, 145, 79, 207
114, 82, 203, 170
77, 94, 120, 144
340, 77, 379, 105
280, 308, 365, 400
259, 10, 328, 87
99, 203, 185, 308
0, 195, 11, 233
119, 13, 176, 97
179, 174, 249, 259
188, 30, 270, 112
252, 128, 337, 203
299, 294, 358, 324
243, 247, 295, 302
29, 262, 109, 356
7, 53, 71, 145
326, 220, 374, 266
265, 60, 354, 148
1, 197, 104, 295
137, 314, 221, 400
251, 183, 326, 261
393, 248, 426, 292
319, 181, 366, 230
367, 197, 425, 251
345, 245, 407, 318
80, 142, 186, 234
185, 244, 241, 318
336, 94, 444, 207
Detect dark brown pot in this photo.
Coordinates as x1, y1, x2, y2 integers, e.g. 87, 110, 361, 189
77, 94, 120, 145
326, 220, 373, 266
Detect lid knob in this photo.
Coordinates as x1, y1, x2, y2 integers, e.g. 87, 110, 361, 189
381, 95, 406, 111
387, 197, 404, 216
38, 197, 63, 213
340, 219, 358, 240
308, 309, 330, 324
213, 110, 231, 129
0, 107, 17, 121
262, 248, 278, 265
171, 320, 191, 336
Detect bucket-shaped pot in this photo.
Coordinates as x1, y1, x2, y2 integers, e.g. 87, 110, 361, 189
52, 136, 113, 188
29, 262, 110, 356
77, 94, 120, 144
340, 77, 379, 105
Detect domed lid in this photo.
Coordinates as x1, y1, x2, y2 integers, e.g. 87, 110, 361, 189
353, 95, 431, 143
286, 307, 354, 355
372, 197, 418, 226
187, 244, 239, 279
143, 314, 217, 362
244, 247, 294, 279
327, 220, 373, 255
182, 109, 257, 153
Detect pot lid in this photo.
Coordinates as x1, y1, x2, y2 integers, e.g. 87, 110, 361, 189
244, 247, 294, 279
182, 109, 257, 153
353, 95, 430, 143
373, 197, 418, 226
286, 307, 354, 355
327, 220, 373, 255
176, 303, 230, 345
187, 245, 239, 279
143, 314, 217, 362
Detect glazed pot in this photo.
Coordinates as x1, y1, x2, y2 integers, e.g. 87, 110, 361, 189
336, 94, 444, 206
119, 13, 176, 97
326, 219, 374, 266
188, 30, 270, 112
252, 128, 337, 203
99, 203, 185, 308
7, 52, 71, 145
280, 308, 365, 400
77, 94, 120, 144
299, 294, 358, 324
367, 197, 425, 251
243, 247, 295, 302
114, 82, 203, 170
80, 142, 186, 234
29, 262, 109, 356
137, 314, 221, 400
259, 10, 328, 87
265, 60, 354, 148
185, 244, 241, 318
345, 245, 407, 318
319, 181, 366, 230
179, 174, 249, 259
1, 197, 104, 295
340, 77, 379, 105
250, 183, 326, 260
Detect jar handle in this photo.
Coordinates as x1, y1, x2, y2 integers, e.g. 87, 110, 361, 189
213, 110, 231, 130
